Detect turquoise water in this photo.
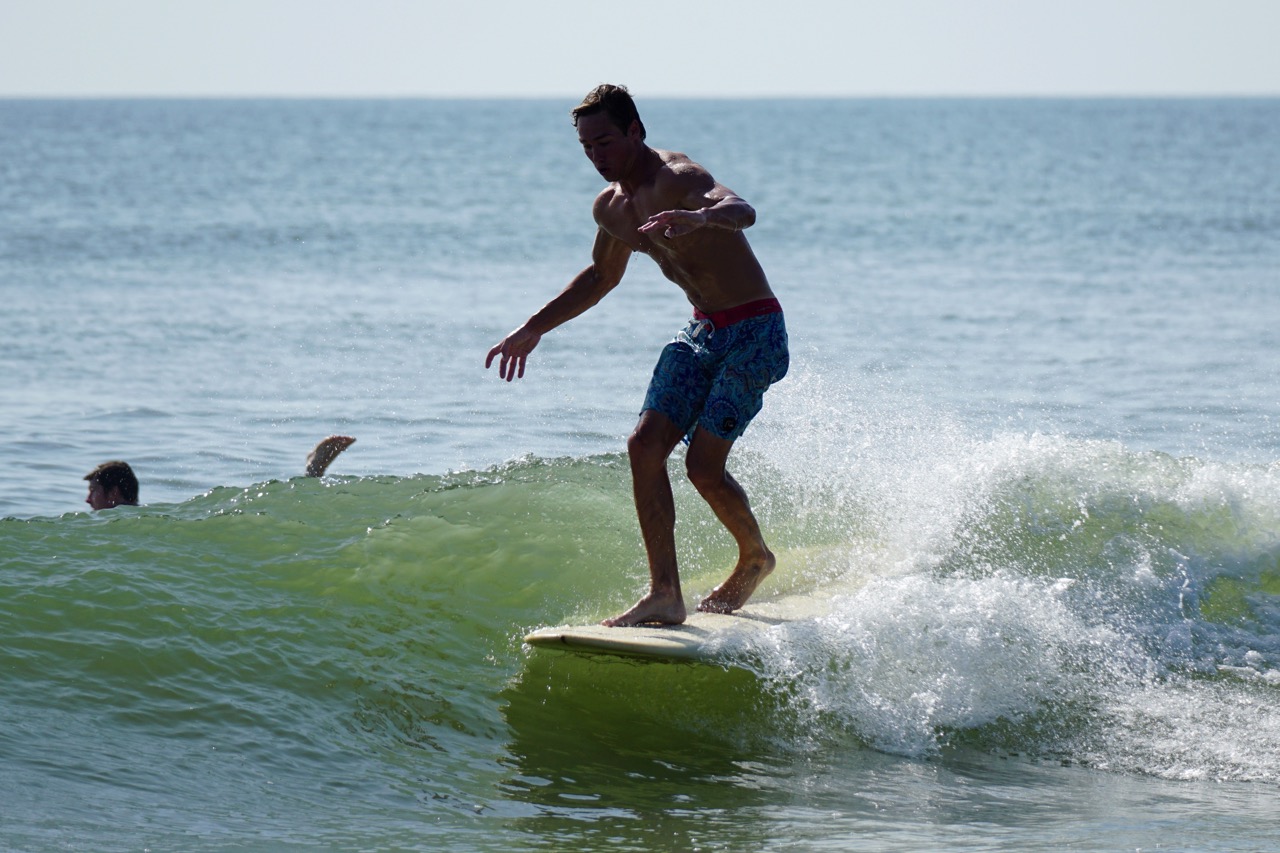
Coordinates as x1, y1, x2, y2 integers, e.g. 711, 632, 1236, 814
2, 99, 1279, 850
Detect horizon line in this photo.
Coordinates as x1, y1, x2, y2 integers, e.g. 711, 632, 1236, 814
2, 91, 1278, 101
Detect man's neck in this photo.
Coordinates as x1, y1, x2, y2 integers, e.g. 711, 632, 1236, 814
616, 146, 659, 195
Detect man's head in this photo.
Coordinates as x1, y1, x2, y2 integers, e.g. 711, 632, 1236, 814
84, 460, 139, 510
572, 84, 647, 182
571, 84, 646, 140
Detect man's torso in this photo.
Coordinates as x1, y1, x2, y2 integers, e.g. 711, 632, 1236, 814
595, 149, 774, 313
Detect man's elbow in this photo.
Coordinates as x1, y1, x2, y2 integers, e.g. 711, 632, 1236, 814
589, 267, 625, 298
597, 276, 624, 300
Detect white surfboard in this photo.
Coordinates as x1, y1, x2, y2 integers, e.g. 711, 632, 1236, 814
524, 604, 791, 664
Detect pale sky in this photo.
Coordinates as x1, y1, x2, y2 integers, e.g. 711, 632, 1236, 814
2, 0, 1278, 98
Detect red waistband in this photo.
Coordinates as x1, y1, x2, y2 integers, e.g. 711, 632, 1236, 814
692, 297, 782, 328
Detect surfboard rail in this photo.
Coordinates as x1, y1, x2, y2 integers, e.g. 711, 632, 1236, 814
524, 609, 786, 663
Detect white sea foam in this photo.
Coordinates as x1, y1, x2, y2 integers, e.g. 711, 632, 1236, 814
734, 367, 1280, 778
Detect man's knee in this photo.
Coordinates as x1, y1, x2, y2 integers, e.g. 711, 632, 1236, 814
685, 457, 724, 494
684, 435, 732, 493
628, 414, 680, 467
626, 428, 655, 462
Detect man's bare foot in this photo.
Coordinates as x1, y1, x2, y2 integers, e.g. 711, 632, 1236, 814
602, 590, 687, 627
305, 435, 356, 477
697, 550, 776, 614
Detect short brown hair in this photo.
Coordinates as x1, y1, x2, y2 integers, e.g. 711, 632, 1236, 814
85, 460, 139, 505
571, 83, 646, 140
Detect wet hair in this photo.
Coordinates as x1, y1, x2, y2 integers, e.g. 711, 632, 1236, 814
571, 83, 646, 140
85, 460, 139, 505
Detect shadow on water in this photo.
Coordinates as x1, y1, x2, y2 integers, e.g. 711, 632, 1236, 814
496, 646, 1280, 853
498, 650, 808, 851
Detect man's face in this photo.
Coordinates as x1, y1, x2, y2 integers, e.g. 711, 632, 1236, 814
86, 482, 121, 510
576, 112, 639, 182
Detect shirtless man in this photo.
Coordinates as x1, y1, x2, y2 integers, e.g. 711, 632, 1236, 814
486, 84, 789, 626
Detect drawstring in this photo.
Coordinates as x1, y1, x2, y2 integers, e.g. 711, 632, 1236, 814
691, 318, 714, 341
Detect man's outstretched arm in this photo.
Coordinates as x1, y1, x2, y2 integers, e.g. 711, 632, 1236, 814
305, 435, 356, 477
485, 228, 631, 381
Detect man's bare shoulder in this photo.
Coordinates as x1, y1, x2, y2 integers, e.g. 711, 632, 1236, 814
591, 182, 625, 219
652, 149, 716, 199
655, 148, 711, 179
593, 181, 623, 204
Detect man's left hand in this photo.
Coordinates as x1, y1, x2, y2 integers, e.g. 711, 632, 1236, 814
638, 209, 707, 239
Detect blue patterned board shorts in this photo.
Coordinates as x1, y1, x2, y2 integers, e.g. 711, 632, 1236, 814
641, 310, 789, 441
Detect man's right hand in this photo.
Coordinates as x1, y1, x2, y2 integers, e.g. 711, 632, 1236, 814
485, 326, 542, 381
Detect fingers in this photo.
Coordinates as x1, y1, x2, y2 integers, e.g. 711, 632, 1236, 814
640, 210, 698, 238
506, 353, 526, 381
491, 348, 524, 381
486, 341, 518, 379
488, 329, 537, 380
639, 213, 674, 234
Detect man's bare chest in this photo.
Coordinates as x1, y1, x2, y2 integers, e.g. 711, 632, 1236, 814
599, 191, 672, 253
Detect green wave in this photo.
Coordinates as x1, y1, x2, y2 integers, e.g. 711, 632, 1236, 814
3, 445, 1280, 815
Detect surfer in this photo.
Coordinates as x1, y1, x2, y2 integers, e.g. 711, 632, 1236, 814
83, 435, 357, 511
485, 84, 789, 627
84, 460, 140, 510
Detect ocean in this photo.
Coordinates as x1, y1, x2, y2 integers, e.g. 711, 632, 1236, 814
2, 98, 1279, 851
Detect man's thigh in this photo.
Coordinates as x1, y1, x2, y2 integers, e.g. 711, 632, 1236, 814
641, 339, 713, 436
